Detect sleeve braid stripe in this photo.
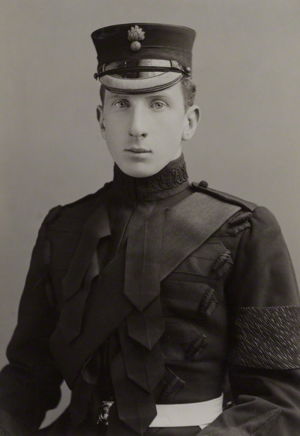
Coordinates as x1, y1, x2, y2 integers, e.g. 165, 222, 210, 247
231, 306, 300, 369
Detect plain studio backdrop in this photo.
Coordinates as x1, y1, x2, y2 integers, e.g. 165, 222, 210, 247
1, 0, 300, 427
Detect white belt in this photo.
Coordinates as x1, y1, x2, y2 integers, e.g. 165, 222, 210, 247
149, 394, 223, 428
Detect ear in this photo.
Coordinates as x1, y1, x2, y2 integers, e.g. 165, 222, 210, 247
182, 104, 200, 141
96, 105, 106, 140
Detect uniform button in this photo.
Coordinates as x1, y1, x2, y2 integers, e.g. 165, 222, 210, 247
199, 180, 208, 188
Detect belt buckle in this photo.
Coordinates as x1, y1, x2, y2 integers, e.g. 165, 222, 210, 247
97, 400, 114, 426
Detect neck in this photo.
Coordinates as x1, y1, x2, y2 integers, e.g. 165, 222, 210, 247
112, 154, 189, 202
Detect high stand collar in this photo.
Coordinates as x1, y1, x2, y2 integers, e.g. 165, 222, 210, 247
112, 154, 189, 203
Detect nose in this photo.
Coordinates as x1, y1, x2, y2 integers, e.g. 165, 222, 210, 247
128, 104, 148, 138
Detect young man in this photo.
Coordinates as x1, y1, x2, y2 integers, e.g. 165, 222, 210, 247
0, 23, 299, 436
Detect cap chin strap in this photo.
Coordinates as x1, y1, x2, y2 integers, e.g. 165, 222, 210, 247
100, 71, 184, 94
98, 65, 186, 78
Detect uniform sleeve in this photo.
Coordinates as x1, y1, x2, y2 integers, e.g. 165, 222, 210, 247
0, 208, 63, 435
200, 206, 300, 435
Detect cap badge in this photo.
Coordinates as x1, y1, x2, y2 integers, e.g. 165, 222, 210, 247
128, 25, 145, 52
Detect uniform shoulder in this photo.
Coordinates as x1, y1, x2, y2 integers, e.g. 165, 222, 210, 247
43, 182, 112, 229
191, 181, 258, 212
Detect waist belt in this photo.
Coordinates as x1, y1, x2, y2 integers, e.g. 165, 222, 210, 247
95, 395, 223, 429
149, 395, 223, 428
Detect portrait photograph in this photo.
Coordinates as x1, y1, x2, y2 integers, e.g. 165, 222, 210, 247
1, 1, 300, 435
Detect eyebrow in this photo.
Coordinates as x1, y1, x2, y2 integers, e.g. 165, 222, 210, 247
146, 94, 171, 100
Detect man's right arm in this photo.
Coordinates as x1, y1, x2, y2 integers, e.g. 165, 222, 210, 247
0, 208, 63, 435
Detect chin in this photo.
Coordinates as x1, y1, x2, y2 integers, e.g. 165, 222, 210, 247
121, 161, 166, 178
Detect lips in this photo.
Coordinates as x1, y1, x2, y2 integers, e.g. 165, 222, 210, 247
125, 148, 152, 154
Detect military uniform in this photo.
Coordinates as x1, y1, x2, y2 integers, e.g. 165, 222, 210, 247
0, 23, 300, 436
0, 154, 300, 435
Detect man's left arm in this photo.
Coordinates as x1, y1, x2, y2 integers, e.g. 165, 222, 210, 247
200, 206, 300, 435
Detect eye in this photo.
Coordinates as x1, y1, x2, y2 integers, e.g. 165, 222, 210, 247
150, 99, 168, 111
112, 99, 130, 109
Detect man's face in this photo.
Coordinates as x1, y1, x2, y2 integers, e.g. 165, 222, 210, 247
98, 82, 198, 177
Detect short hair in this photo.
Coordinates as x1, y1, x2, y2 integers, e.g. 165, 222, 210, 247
99, 77, 196, 111
180, 77, 197, 110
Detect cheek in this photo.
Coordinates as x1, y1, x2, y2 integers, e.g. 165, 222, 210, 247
161, 109, 184, 128
156, 114, 185, 140
105, 119, 127, 145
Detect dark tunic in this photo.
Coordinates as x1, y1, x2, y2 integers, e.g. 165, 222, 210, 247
0, 155, 300, 436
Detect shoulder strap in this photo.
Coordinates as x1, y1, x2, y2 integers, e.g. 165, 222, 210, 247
191, 181, 257, 212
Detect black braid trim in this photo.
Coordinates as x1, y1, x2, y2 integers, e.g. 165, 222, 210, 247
231, 306, 300, 369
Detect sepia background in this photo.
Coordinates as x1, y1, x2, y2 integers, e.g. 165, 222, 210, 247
1, 0, 300, 426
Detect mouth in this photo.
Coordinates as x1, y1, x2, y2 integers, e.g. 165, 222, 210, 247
124, 148, 152, 154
